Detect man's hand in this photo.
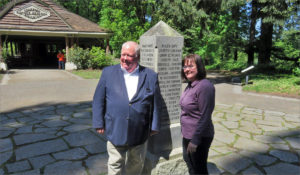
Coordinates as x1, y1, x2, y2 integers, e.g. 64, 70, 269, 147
96, 128, 105, 134
187, 142, 197, 154
150, 130, 159, 136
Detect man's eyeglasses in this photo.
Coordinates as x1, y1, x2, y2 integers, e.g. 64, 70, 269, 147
182, 65, 195, 70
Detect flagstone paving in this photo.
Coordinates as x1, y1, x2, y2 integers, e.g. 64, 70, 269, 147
0, 102, 299, 174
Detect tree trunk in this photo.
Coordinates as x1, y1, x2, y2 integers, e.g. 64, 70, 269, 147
258, 22, 273, 65
248, 0, 257, 65
234, 49, 238, 61
76, 0, 79, 14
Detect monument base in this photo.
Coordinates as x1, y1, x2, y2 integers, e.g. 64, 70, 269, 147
65, 62, 77, 70
144, 147, 187, 175
144, 123, 185, 175
0, 62, 7, 71
148, 123, 181, 154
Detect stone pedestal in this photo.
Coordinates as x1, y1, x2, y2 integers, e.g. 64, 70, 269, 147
139, 21, 184, 174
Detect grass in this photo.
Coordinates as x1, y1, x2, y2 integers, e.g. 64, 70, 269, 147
242, 74, 300, 98
69, 69, 300, 98
69, 69, 102, 79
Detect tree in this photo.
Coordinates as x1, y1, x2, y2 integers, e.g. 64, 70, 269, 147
99, 0, 154, 55
154, 0, 223, 59
272, 0, 299, 66
54, 0, 102, 23
257, 0, 290, 64
0, 0, 10, 9
220, 0, 246, 61
248, 0, 258, 65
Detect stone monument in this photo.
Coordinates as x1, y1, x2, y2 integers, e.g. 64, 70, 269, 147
140, 21, 185, 174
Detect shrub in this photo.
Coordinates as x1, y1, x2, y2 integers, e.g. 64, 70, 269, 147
205, 58, 247, 71
68, 46, 115, 69
89, 47, 113, 69
68, 46, 91, 69
292, 67, 300, 76
292, 59, 300, 76
222, 59, 247, 71
1, 47, 8, 63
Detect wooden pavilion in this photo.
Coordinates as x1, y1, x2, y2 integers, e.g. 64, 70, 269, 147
0, 0, 112, 70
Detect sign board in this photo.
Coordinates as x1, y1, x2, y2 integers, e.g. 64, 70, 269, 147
13, 3, 50, 22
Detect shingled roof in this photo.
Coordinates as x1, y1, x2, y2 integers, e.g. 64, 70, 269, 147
0, 0, 112, 38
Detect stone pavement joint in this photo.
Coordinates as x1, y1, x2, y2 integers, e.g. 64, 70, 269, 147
0, 102, 299, 175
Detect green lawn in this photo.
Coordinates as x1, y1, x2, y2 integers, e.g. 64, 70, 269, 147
69, 69, 102, 79
243, 74, 300, 98
69, 70, 300, 98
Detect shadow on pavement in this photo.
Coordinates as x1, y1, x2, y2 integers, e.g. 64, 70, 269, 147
1, 101, 300, 174
0, 101, 109, 175
207, 129, 300, 174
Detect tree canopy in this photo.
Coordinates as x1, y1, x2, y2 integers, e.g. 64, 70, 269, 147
1, 0, 299, 72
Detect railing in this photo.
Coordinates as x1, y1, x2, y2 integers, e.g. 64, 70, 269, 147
241, 65, 255, 85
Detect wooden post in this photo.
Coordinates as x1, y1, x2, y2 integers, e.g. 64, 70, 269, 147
0, 35, 2, 62
17, 42, 21, 55
70, 37, 74, 48
106, 39, 110, 55
0, 35, 8, 70
10, 41, 13, 56
12, 41, 15, 56
65, 37, 69, 62
76, 37, 79, 46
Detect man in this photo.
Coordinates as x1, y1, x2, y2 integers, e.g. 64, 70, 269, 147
57, 51, 65, 69
92, 41, 162, 175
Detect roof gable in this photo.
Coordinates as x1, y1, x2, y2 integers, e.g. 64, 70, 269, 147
0, 0, 110, 35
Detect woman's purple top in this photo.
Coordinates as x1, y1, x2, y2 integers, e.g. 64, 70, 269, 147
180, 79, 215, 145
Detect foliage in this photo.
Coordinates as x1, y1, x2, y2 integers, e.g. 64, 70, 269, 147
54, 0, 102, 23
0, 0, 10, 9
68, 46, 91, 69
293, 67, 300, 76
89, 46, 113, 69
54, 0, 299, 72
68, 46, 114, 69
273, 29, 299, 60
243, 74, 300, 96
292, 59, 300, 76
1, 0, 299, 73
256, 0, 298, 64
1, 46, 8, 63
206, 53, 248, 71
99, 0, 152, 56
270, 59, 296, 73
222, 59, 248, 71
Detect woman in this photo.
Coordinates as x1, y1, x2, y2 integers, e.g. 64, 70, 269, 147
180, 54, 215, 175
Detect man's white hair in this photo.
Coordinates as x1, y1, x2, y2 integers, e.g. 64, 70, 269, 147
122, 41, 140, 58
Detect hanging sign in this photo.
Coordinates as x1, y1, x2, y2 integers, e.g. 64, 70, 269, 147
13, 3, 50, 22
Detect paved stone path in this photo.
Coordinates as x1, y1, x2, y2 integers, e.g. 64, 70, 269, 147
208, 104, 300, 175
0, 102, 299, 174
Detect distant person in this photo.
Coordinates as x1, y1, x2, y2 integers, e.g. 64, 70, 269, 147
180, 54, 215, 175
92, 41, 162, 175
57, 51, 65, 69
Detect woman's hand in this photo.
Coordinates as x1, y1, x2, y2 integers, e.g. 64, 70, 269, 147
187, 142, 197, 154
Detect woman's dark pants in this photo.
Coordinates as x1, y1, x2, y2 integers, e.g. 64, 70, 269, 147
182, 137, 213, 175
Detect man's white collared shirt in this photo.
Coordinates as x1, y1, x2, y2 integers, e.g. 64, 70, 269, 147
121, 65, 139, 101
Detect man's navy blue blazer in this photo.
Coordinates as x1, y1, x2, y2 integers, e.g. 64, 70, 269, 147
92, 64, 162, 146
